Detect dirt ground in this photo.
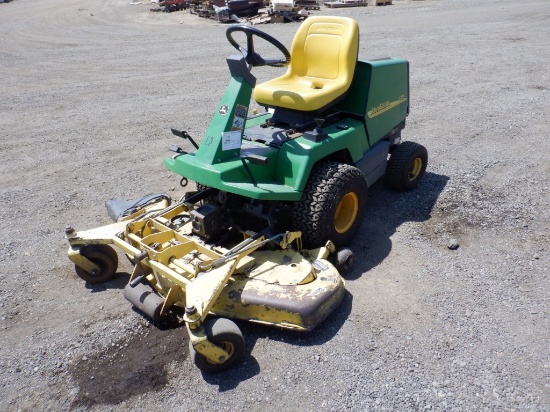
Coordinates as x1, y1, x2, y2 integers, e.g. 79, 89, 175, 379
0, 0, 549, 410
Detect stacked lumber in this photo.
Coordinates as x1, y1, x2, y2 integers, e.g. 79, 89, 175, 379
324, 0, 367, 8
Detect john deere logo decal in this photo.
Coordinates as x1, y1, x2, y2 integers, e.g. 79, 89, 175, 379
367, 95, 407, 119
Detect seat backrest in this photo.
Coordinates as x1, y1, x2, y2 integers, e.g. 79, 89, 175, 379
289, 16, 358, 86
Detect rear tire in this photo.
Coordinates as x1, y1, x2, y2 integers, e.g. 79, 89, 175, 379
386, 141, 428, 191
292, 161, 367, 248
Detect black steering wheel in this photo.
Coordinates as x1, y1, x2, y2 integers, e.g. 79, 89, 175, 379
226, 25, 291, 68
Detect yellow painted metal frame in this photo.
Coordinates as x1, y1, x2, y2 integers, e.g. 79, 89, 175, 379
67, 199, 344, 365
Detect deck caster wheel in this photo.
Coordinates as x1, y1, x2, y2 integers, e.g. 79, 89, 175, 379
190, 318, 245, 373
334, 247, 354, 273
74, 244, 119, 284
386, 141, 428, 191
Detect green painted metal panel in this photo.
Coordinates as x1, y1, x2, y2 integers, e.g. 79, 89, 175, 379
334, 58, 409, 144
276, 118, 367, 192
164, 149, 299, 200
365, 59, 409, 144
165, 141, 280, 188
164, 118, 366, 201
194, 76, 252, 165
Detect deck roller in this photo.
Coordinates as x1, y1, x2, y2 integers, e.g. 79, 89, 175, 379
123, 281, 165, 322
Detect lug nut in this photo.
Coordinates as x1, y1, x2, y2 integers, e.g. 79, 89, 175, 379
185, 305, 197, 316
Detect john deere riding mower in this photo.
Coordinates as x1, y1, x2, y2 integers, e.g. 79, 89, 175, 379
66, 16, 427, 373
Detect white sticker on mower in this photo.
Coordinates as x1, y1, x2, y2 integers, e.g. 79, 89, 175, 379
221, 130, 241, 151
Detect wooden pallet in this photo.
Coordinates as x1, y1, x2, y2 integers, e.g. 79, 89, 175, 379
295, 0, 320, 10
324, 0, 367, 8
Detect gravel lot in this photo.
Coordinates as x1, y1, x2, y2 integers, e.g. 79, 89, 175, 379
1, 0, 549, 410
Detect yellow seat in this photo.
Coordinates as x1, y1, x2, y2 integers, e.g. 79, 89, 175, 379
253, 16, 359, 112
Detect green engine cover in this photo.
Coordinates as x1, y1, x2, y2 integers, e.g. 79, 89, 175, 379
334, 58, 409, 145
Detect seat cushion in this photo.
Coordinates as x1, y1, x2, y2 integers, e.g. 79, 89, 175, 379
253, 74, 349, 111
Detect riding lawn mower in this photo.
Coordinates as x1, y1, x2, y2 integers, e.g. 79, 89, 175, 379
66, 16, 428, 373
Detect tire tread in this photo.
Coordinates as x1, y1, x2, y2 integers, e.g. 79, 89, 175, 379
386, 141, 428, 191
292, 161, 367, 248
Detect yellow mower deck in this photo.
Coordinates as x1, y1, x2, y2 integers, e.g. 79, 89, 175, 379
67, 198, 345, 371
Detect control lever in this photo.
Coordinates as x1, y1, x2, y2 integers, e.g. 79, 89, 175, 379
170, 128, 199, 149
241, 152, 269, 186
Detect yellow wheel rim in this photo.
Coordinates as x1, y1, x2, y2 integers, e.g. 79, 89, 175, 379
408, 158, 423, 181
334, 192, 359, 234
206, 341, 235, 365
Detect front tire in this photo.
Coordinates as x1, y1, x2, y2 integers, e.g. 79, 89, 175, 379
292, 161, 368, 248
190, 318, 245, 373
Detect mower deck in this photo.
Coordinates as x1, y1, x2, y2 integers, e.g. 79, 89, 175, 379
67, 197, 345, 371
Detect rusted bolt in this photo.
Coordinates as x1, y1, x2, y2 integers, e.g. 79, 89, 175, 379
134, 251, 148, 262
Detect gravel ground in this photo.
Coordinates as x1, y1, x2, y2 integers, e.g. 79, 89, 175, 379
1, 0, 549, 410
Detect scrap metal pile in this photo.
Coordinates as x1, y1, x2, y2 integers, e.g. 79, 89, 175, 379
150, 0, 188, 12
150, 0, 316, 23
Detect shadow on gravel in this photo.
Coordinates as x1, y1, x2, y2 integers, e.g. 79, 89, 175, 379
200, 293, 353, 390
201, 350, 262, 390
69, 317, 186, 408
84, 271, 130, 292
345, 171, 449, 280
